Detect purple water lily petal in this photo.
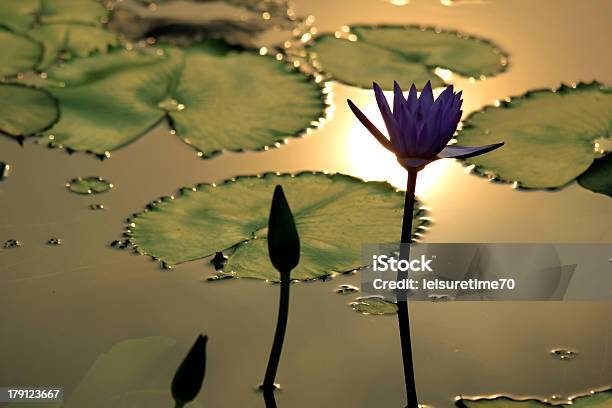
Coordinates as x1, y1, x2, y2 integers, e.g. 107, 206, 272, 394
406, 84, 418, 115
346, 99, 393, 151
373, 82, 401, 147
418, 81, 434, 114
438, 143, 504, 159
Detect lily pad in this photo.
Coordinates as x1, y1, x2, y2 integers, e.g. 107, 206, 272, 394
577, 153, 612, 197
27, 40, 324, 156
456, 82, 612, 190
66, 177, 113, 194
128, 172, 427, 281
349, 296, 398, 315
0, 83, 59, 139
456, 388, 612, 408
309, 25, 507, 89
0, 27, 41, 77
0, 0, 116, 72
28, 24, 120, 70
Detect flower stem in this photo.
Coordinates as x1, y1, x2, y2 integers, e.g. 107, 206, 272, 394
398, 168, 419, 408
263, 390, 278, 408
262, 272, 291, 390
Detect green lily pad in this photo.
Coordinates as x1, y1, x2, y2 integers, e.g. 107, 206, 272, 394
0, 83, 59, 138
66, 177, 113, 194
456, 388, 612, 408
577, 153, 612, 197
27, 40, 324, 156
456, 82, 612, 190
0, 27, 41, 77
28, 24, 120, 70
128, 172, 427, 281
0, 0, 108, 32
0, 0, 116, 72
349, 296, 398, 315
309, 25, 507, 89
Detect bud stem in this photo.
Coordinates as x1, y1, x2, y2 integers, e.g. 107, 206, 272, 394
262, 272, 291, 390
398, 168, 419, 408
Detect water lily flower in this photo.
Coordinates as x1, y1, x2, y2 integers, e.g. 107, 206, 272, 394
347, 81, 503, 408
347, 81, 503, 170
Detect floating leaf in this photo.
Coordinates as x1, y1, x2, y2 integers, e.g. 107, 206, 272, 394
456, 388, 612, 408
0, 83, 59, 139
66, 177, 113, 194
350, 296, 398, 315
0, 27, 41, 77
25, 40, 323, 156
128, 173, 427, 281
309, 25, 507, 89
457, 82, 612, 189
577, 153, 612, 197
0, 0, 109, 31
0, 0, 116, 72
29, 24, 120, 70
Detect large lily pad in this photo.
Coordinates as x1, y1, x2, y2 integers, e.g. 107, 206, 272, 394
0, 0, 116, 72
456, 82, 612, 191
309, 25, 508, 89
0, 83, 59, 138
456, 388, 612, 408
128, 172, 427, 281
0, 27, 41, 77
25, 40, 323, 156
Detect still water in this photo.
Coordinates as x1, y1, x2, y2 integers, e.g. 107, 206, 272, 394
1, 0, 611, 407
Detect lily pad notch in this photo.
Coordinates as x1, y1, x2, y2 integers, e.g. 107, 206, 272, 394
456, 81, 611, 196
116, 172, 429, 281
308, 24, 509, 89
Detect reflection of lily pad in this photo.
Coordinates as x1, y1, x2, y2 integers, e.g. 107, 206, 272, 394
577, 154, 612, 197
66, 177, 113, 194
0, 84, 59, 139
457, 82, 612, 190
128, 173, 427, 281
456, 388, 612, 408
0, 0, 116, 72
26, 40, 323, 156
0, 27, 41, 77
350, 296, 397, 315
309, 25, 507, 89
7, 336, 185, 408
